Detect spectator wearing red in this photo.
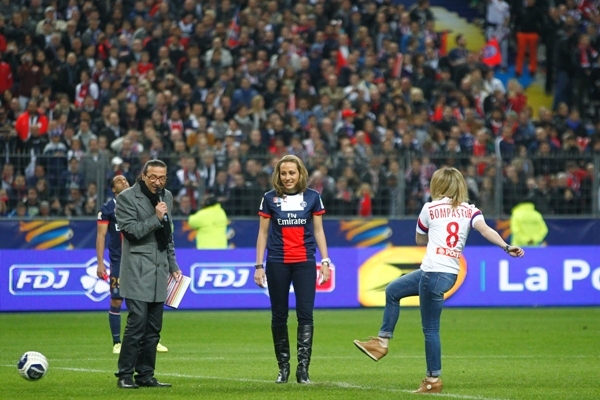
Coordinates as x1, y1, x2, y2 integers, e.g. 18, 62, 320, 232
137, 51, 154, 76
514, 0, 543, 77
167, 109, 184, 137
0, 23, 6, 53
506, 79, 527, 115
15, 99, 48, 142
74, 70, 99, 108
0, 52, 13, 95
357, 183, 373, 217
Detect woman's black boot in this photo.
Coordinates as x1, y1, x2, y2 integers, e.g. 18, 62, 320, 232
295, 325, 313, 384
272, 325, 290, 383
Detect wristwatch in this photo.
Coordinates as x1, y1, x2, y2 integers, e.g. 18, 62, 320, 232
255, 264, 264, 270
504, 245, 510, 253
321, 258, 331, 266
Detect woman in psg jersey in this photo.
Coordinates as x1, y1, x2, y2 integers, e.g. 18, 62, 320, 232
353, 167, 525, 394
254, 155, 331, 384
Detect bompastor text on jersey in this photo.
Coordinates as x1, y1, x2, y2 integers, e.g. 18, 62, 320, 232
429, 206, 473, 220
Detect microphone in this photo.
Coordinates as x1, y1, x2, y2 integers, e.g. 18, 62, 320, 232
158, 189, 168, 222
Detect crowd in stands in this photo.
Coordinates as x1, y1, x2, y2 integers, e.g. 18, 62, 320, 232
0, 0, 598, 219
483, 0, 600, 113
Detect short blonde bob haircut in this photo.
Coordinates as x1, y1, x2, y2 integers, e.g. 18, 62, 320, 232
429, 167, 469, 208
272, 155, 309, 197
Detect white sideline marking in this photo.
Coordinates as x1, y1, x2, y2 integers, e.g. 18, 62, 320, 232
46, 354, 599, 362
2, 364, 509, 400
46, 357, 226, 362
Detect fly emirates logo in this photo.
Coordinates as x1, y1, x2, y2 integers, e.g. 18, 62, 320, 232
429, 206, 473, 220
277, 213, 307, 226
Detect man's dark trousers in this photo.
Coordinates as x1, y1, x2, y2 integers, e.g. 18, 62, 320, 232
117, 299, 163, 382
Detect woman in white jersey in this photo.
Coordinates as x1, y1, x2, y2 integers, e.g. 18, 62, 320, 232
354, 167, 524, 394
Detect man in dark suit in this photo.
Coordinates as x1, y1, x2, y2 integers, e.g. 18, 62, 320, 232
100, 112, 123, 148
115, 159, 181, 389
57, 52, 80, 101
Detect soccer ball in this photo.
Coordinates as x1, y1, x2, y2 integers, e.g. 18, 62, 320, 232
17, 351, 48, 381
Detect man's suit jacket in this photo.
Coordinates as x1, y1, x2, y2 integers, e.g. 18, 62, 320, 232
116, 182, 180, 303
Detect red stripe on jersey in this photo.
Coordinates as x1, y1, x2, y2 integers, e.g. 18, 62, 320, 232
97, 221, 109, 225
313, 210, 326, 215
282, 226, 307, 263
258, 211, 271, 218
417, 218, 429, 233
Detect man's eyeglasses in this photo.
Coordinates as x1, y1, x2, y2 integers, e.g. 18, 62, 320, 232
145, 175, 167, 183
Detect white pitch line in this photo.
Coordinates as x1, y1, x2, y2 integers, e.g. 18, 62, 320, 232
1, 364, 510, 400
322, 381, 510, 400
43, 354, 600, 362
43, 357, 226, 362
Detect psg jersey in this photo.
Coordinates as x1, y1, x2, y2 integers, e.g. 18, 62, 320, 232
97, 198, 122, 264
258, 189, 325, 263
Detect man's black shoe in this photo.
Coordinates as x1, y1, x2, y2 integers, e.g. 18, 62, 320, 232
136, 378, 172, 387
117, 377, 139, 389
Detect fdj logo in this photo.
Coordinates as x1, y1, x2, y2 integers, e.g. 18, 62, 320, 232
9, 257, 111, 302
190, 263, 264, 294
14, 270, 70, 290
197, 269, 249, 288
190, 263, 336, 295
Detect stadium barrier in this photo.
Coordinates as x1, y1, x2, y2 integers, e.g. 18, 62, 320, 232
1, 246, 598, 312
2, 152, 598, 218
0, 218, 599, 249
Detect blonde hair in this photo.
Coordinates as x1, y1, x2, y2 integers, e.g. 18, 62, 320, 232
507, 78, 523, 94
251, 95, 264, 113
410, 87, 424, 102
272, 155, 308, 197
356, 182, 374, 197
430, 167, 469, 208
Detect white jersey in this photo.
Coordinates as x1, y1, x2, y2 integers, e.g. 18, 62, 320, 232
416, 197, 484, 274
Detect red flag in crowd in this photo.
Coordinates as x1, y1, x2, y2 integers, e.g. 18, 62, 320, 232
481, 37, 501, 67
227, 8, 241, 49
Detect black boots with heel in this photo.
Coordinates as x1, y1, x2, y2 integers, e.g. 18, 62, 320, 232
271, 325, 290, 383
295, 325, 313, 384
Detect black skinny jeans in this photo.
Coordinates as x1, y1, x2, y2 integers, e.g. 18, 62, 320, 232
266, 261, 316, 326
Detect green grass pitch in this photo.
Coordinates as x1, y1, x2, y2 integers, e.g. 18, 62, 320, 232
1, 308, 599, 399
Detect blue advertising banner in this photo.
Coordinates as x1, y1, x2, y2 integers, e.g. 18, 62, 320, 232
1, 247, 598, 311
0, 218, 599, 250
447, 247, 600, 306
0, 249, 357, 312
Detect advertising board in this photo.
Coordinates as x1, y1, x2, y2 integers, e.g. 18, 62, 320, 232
1, 247, 598, 311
